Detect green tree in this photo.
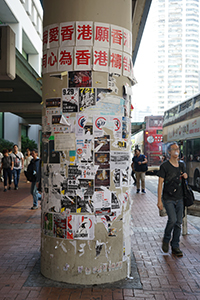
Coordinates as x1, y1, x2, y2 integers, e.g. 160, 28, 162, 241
21, 136, 38, 155
0, 138, 14, 153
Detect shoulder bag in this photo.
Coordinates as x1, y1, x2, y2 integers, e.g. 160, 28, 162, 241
182, 179, 194, 207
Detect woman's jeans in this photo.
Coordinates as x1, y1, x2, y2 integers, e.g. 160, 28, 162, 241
163, 198, 183, 249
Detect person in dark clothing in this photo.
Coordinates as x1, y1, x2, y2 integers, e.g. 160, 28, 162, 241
0, 149, 14, 192
132, 148, 148, 194
131, 160, 137, 186
30, 149, 41, 210
157, 142, 188, 257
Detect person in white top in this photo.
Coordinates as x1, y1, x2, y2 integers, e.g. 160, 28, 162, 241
24, 149, 33, 183
13, 144, 24, 190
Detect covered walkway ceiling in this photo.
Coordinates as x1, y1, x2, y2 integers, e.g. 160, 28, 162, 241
0, 0, 151, 125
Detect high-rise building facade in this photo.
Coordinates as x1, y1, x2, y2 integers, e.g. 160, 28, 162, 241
153, 0, 199, 115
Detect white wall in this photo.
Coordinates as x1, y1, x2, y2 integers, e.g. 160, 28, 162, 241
4, 0, 43, 75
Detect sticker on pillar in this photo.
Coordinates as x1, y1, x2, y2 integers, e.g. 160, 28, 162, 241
68, 71, 92, 87
47, 48, 58, 73
123, 28, 132, 55
93, 116, 107, 137
111, 116, 122, 139
42, 116, 51, 132
95, 170, 110, 187
76, 21, 93, 46
74, 47, 92, 70
54, 133, 76, 151
76, 138, 93, 164
42, 50, 48, 74
93, 189, 111, 215
122, 116, 129, 139
49, 24, 59, 49
60, 22, 75, 47
123, 53, 131, 78
97, 88, 111, 102
43, 26, 49, 50
94, 22, 110, 48
110, 49, 122, 76
49, 139, 60, 164
76, 114, 88, 136
94, 135, 110, 152
123, 211, 131, 261
107, 73, 118, 94
103, 263, 108, 272
95, 240, 104, 257
66, 214, 75, 239
62, 88, 79, 113
79, 88, 96, 112
43, 213, 53, 236
111, 192, 120, 210
110, 152, 129, 169
95, 153, 110, 169
54, 214, 67, 239
84, 124, 93, 136
121, 167, 129, 186
111, 25, 123, 51
113, 168, 120, 188
93, 47, 109, 72
78, 266, 83, 273
85, 267, 91, 275
74, 215, 95, 240
58, 47, 73, 72
46, 98, 61, 115
61, 195, 76, 213
78, 179, 94, 204
63, 263, 70, 271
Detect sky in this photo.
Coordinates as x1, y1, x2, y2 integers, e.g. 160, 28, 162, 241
132, 2, 155, 120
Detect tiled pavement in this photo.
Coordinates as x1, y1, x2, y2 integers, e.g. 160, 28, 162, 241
0, 174, 200, 299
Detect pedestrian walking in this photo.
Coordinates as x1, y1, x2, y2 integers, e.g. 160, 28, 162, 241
157, 142, 188, 257
132, 148, 148, 194
13, 144, 24, 190
131, 160, 137, 186
30, 149, 41, 210
0, 149, 14, 191
24, 149, 33, 183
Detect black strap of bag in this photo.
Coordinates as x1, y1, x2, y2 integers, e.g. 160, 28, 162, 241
182, 178, 194, 207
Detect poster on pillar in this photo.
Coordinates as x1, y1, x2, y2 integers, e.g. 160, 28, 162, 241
62, 88, 79, 113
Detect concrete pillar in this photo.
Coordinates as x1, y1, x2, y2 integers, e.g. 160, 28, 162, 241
41, 0, 134, 285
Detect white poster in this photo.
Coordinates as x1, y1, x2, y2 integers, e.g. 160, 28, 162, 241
48, 23, 59, 49
54, 133, 75, 151
93, 47, 109, 72
47, 48, 58, 73
110, 151, 129, 169
76, 21, 93, 46
94, 22, 110, 48
123, 28, 132, 54
58, 47, 73, 72
93, 116, 107, 137
60, 22, 75, 47
111, 25, 123, 51
74, 47, 92, 70
110, 49, 122, 75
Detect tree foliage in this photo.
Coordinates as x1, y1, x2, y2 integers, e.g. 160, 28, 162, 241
0, 138, 14, 153
21, 136, 38, 155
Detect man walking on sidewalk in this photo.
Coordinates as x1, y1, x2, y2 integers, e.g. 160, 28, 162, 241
132, 148, 148, 194
157, 142, 188, 257
30, 149, 41, 210
13, 145, 24, 190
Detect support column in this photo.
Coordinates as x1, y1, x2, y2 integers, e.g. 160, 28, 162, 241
41, 0, 135, 285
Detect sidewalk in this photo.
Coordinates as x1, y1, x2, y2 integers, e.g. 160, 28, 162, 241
0, 174, 200, 299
